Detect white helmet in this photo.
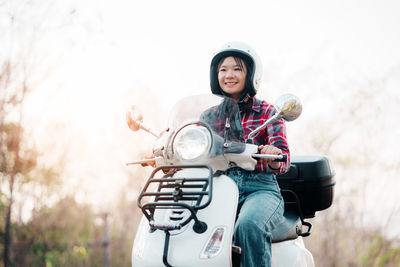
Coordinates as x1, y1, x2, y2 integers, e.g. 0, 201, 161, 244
210, 41, 263, 97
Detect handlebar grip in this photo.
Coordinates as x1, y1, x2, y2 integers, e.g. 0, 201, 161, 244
273, 154, 287, 162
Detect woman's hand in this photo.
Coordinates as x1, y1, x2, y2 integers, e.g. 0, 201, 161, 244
258, 145, 282, 170
141, 153, 156, 168
141, 153, 172, 174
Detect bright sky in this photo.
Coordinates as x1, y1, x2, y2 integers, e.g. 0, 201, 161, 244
3, 0, 400, 228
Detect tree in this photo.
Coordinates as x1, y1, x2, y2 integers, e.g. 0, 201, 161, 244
0, 1, 64, 264
0, 57, 37, 267
297, 71, 400, 266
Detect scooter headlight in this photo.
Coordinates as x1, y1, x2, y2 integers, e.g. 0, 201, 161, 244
173, 124, 211, 161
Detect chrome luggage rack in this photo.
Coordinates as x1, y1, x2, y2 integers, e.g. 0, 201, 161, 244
137, 164, 213, 233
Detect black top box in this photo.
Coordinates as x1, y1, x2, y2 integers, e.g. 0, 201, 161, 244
277, 155, 336, 218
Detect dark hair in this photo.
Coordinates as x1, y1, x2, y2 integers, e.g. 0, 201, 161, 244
210, 52, 255, 97
217, 56, 246, 72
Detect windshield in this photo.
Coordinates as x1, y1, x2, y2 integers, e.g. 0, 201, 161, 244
168, 94, 246, 154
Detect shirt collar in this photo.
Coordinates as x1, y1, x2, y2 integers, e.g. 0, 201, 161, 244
251, 97, 262, 112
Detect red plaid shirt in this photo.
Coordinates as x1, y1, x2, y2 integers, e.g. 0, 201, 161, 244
240, 97, 290, 174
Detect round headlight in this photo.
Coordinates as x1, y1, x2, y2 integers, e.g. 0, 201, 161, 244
173, 124, 211, 161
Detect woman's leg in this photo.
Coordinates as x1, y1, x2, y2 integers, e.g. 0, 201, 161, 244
234, 190, 284, 267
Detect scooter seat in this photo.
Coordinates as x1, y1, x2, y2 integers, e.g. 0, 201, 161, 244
271, 209, 301, 243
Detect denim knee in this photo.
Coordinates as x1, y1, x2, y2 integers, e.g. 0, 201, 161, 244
236, 214, 260, 233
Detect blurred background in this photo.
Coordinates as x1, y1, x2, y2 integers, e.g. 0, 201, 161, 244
1, 0, 399, 266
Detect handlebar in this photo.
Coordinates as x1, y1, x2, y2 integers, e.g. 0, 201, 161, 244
127, 154, 288, 168
126, 158, 155, 166
252, 154, 288, 162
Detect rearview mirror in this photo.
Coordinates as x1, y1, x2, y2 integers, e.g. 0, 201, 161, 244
247, 93, 302, 142
126, 105, 143, 131
275, 93, 302, 121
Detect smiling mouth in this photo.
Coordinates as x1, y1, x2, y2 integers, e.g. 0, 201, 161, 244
225, 82, 238, 86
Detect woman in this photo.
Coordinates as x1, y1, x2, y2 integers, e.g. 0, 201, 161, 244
130, 41, 290, 267
210, 41, 289, 267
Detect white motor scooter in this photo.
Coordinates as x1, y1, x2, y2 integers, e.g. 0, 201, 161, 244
126, 94, 335, 267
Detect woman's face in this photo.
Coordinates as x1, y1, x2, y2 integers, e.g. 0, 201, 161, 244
218, 56, 247, 101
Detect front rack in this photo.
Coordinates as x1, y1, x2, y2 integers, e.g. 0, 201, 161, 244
137, 164, 213, 233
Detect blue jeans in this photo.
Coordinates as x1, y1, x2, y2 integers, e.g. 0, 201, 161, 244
225, 168, 284, 267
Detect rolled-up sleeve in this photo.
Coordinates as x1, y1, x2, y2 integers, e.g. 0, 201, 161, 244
265, 119, 290, 174
246, 100, 290, 174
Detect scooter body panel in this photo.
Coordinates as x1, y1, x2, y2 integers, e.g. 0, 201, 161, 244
272, 237, 314, 267
132, 169, 238, 267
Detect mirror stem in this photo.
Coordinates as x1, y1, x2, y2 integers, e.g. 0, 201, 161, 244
138, 122, 159, 137
247, 113, 280, 141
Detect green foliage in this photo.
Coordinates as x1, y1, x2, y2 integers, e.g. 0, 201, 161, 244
5, 192, 141, 266
361, 235, 400, 267
12, 196, 105, 266
306, 196, 400, 267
